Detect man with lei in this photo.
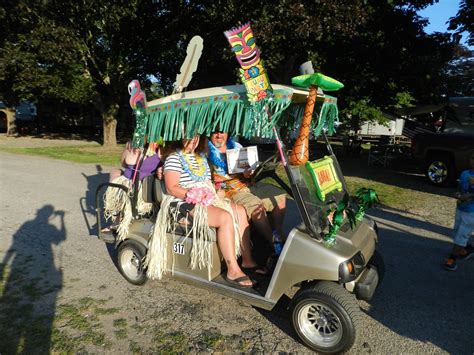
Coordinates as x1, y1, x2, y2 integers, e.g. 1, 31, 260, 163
208, 130, 287, 254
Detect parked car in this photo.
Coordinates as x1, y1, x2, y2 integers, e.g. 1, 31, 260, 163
411, 97, 474, 186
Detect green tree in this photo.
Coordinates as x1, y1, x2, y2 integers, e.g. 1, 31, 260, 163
152, 0, 454, 125
0, 0, 163, 146
448, 0, 473, 46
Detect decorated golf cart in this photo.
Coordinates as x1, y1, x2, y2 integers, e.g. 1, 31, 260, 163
95, 24, 383, 354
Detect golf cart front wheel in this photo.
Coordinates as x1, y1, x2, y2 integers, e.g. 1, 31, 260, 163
117, 240, 148, 285
290, 281, 362, 354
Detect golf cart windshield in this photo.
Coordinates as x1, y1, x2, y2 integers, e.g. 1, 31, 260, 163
288, 151, 350, 236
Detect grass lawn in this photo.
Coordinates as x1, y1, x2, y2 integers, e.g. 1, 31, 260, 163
0, 143, 433, 211
0, 145, 123, 166
267, 165, 435, 212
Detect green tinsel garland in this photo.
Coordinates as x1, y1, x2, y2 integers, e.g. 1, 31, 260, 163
132, 105, 148, 148
323, 188, 378, 248
355, 188, 379, 221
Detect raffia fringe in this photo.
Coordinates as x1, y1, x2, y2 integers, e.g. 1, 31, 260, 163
145, 181, 241, 280
144, 94, 292, 142
103, 175, 155, 242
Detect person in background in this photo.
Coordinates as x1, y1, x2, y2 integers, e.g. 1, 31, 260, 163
443, 152, 474, 271
103, 141, 162, 240
208, 129, 287, 261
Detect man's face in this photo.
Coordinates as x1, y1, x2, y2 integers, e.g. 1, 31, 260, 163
211, 132, 228, 149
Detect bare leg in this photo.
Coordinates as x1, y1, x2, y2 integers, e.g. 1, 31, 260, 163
231, 203, 259, 268
270, 196, 286, 238
109, 168, 122, 182
206, 205, 252, 286
250, 205, 274, 245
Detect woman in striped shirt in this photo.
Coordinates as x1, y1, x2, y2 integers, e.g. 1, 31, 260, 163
163, 135, 257, 288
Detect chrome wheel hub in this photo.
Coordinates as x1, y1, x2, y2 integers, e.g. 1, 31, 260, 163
298, 302, 342, 348
428, 161, 447, 184
120, 249, 142, 280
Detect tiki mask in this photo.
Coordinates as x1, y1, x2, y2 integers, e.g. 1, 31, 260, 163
224, 23, 272, 102
224, 23, 260, 69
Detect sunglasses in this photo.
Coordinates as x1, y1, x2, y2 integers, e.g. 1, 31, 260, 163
212, 130, 224, 134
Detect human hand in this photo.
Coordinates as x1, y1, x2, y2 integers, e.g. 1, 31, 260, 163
185, 187, 215, 206
243, 168, 254, 179
217, 189, 226, 199
156, 166, 164, 180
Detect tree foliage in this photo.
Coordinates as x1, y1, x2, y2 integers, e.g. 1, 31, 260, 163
0, 0, 468, 143
448, 0, 473, 46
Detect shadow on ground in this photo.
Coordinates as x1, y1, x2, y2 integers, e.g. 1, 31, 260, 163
365, 211, 474, 354
247, 202, 473, 354
80, 165, 110, 236
0, 205, 66, 353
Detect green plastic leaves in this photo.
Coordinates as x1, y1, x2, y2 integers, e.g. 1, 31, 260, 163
291, 73, 344, 91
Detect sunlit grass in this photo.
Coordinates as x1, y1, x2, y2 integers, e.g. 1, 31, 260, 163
264, 165, 431, 211
0, 145, 123, 166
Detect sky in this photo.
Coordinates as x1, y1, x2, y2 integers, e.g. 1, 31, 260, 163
418, 0, 471, 47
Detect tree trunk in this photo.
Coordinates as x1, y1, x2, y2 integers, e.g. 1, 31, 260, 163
102, 105, 119, 147
6, 108, 18, 136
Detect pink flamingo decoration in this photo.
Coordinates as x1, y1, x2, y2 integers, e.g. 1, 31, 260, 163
128, 80, 147, 110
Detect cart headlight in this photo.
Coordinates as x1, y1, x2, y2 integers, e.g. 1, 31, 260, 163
339, 252, 366, 283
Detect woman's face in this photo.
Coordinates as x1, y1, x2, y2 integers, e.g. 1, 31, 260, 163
182, 135, 200, 153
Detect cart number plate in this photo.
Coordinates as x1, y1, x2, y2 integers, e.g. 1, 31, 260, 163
173, 243, 185, 255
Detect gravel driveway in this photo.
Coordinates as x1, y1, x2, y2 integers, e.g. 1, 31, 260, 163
0, 138, 473, 354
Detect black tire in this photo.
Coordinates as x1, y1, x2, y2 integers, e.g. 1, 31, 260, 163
425, 154, 455, 186
117, 240, 148, 285
290, 281, 362, 354
367, 250, 385, 285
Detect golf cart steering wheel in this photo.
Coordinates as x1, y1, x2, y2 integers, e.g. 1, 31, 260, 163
252, 152, 281, 183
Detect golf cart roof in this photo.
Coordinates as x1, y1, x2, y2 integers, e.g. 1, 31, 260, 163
141, 84, 334, 143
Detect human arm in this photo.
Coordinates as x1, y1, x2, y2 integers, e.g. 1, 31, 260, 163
163, 153, 189, 199
121, 141, 141, 167
164, 170, 189, 199
455, 172, 474, 202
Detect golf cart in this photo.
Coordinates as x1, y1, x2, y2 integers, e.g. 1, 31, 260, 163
94, 80, 383, 353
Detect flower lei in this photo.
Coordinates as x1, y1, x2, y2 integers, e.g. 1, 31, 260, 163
185, 187, 215, 206
178, 150, 209, 182
207, 137, 236, 175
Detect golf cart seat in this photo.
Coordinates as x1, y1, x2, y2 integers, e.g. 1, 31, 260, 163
141, 175, 217, 241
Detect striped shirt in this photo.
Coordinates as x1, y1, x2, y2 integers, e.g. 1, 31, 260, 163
164, 151, 211, 186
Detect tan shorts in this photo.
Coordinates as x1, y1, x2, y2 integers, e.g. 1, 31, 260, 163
231, 182, 286, 219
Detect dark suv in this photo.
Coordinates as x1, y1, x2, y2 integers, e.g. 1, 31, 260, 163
411, 97, 474, 186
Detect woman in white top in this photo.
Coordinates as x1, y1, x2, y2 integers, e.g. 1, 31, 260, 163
163, 135, 258, 288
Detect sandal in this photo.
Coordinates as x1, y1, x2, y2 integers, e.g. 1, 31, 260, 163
242, 265, 270, 276
223, 275, 254, 289
101, 225, 117, 233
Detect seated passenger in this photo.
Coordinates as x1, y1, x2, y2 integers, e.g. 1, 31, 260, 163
208, 130, 287, 254
103, 141, 162, 240
145, 134, 261, 287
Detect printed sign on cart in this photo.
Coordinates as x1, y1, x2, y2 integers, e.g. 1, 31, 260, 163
173, 243, 185, 255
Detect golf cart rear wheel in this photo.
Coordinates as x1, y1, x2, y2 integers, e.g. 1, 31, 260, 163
290, 281, 362, 354
425, 155, 454, 186
117, 240, 148, 285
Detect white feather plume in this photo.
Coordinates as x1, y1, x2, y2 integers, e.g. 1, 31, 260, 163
173, 36, 204, 94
